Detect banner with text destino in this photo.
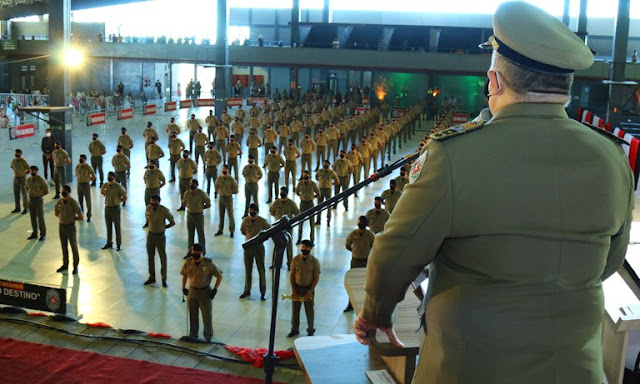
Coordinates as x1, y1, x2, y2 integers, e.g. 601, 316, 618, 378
0, 279, 66, 314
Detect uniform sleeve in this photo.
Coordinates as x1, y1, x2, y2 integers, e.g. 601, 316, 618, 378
361, 141, 453, 328
180, 262, 188, 276
602, 168, 635, 281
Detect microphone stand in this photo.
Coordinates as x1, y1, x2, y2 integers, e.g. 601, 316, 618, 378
242, 151, 420, 384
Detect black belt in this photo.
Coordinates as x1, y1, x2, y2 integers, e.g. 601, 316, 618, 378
187, 212, 203, 215
29, 196, 43, 199
146, 188, 159, 191
59, 223, 75, 227
191, 286, 210, 290
149, 232, 165, 235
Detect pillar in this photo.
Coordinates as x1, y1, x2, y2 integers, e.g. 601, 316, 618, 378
291, 0, 300, 47
47, 0, 72, 182
562, 0, 571, 26
322, 0, 330, 23
607, 0, 631, 129
215, 0, 229, 118
577, 0, 588, 41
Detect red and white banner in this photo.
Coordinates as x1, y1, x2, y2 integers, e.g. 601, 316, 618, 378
9, 123, 35, 140
354, 106, 369, 114
391, 108, 407, 118
179, 100, 192, 109
362, 97, 370, 105
86, 112, 106, 126
164, 101, 177, 112
452, 113, 470, 124
227, 98, 243, 107
248, 97, 267, 106
117, 108, 133, 120
143, 104, 156, 115
195, 98, 215, 107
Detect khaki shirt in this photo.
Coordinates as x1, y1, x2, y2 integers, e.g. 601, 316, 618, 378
249, 117, 260, 130
269, 198, 300, 220
112, 153, 130, 172
232, 122, 244, 136
166, 122, 181, 136
237, 109, 246, 120
381, 188, 403, 213
177, 158, 197, 179
214, 126, 229, 141
143, 127, 158, 143
75, 162, 96, 183
284, 146, 301, 161
186, 119, 201, 132
278, 125, 291, 138
333, 158, 353, 177
118, 134, 134, 150
394, 175, 409, 191
315, 132, 329, 146
183, 188, 211, 213
316, 168, 339, 189
241, 215, 271, 240
146, 144, 165, 160
53, 148, 70, 167
300, 138, 316, 155
180, 257, 222, 289
225, 142, 242, 158
365, 208, 390, 234
205, 115, 218, 128
246, 135, 262, 149
357, 142, 373, 158
26, 174, 48, 198
146, 204, 174, 233
346, 228, 375, 260
265, 153, 285, 172
368, 136, 381, 150
169, 138, 186, 156
290, 121, 302, 133
55, 197, 82, 225
11, 157, 29, 177
295, 180, 319, 202
215, 175, 239, 197
347, 150, 363, 167
242, 164, 263, 183
221, 113, 232, 125
144, 168, 166, 189
89, 139, 106, 157
204, 148, 222, 166
261, 115, 273, 126
101, 182, 127, 207
263, 128, 278, 143
194, 132, 209, 146
327, 127, 340, 141
291, 254, 321, 287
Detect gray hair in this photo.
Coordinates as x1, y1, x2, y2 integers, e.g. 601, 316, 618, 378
490, 52, 573, 103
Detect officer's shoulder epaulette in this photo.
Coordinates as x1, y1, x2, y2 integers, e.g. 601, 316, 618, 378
204, 257, 213, 262
430, 120, 486, 142
585, 124, 629, 146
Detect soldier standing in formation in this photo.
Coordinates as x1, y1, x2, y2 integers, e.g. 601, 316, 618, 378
343, 216, 375, 312
246, 129, 262, 163
381, 179, 403, 214
142, 161, 166, 227
193, 127, 209, 168
214, 165, 239, 237
146, 138, 165, 168
183, 179, 211, 253
101, 172, 127, 251
186, 114, 201, 154
205, 110, 218, 141
143, 122, 158, 164
89, 133, 106, 186
176, 150, 197, 210
26, 166, 48, 240
204, 142, 222, 195
41, 128, 55, 183
295, 170, 319, 245
225, 135, 242, 181
117, 127, 134, 177
214, 123, 230, 161
269, 187, 300, 269
144, 195, 175, 287
166, 117, 181, 144
54, 185, 83, 274
168, 133, 186, 182
242, 154, 262, 218
287, 240, 320, 338
52, 142, 71, 199
299, 133, 315, 177
111, 146, 130, 190
265, 146, 285, 203
332, 150, 353, 211
240, 203, 271, 300
283, 139, 300, 191
11, 149, 29, 214
315, 160, 339, 227
75, 154, 96, 222
365, 196, 390, 234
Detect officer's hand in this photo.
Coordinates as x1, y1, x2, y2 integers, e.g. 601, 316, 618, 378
210, 288, 218, 300
182, 288, 189, 296
303, 291, 313, 301
353, 313, 404, 349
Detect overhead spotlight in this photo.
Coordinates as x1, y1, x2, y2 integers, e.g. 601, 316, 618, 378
63, 47, 84, 67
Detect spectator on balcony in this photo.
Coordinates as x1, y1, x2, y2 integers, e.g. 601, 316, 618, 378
332, 37, 339, 49
258, 35, 264, 47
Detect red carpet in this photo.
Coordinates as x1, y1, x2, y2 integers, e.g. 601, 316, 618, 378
0, 337, 276, 384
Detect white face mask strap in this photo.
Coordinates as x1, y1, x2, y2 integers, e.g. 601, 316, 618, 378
488, 70, 502, 97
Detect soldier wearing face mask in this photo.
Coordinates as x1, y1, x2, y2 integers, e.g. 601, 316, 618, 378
242, 154, 262, 218
41, 128, 55, 183
368, 130, 381, 172
144, 195, 175, 287
269, 187, 300, 269
332, 150, 353, 211
75, 154, 96, 222
176, 150, 197, 211
168, 133, 186, 182
283, 139, 301, 190
299, 134, 316, 177
346, 144, 363, 197
381, 179, 403, 214
287, 240, 320, 338
357, 138, 373, 179
315, 160, 339, 227
313, 128, 329, 171
101, 172, 127, 251
117, 127, 134, 177
89, 133, 106, 186
246, 129, 262, 163
111, 145, 130, 190
365, 196, 390, 234
146, 137, 165, 168
54, 185, 84, 275
52, 142, 71, 199
26, 166, 48, 241
265, 146, 285, 203
344, 216, 375, 312
295, 170, 319, 244
11, 149, 29, 214
225, 135, 242, 181
204, 142, 222, 195
394, 166, 409, 191
181, 243, 223, 343
240, 203, 271, 300
142, 161, 166, 227
214, 165, 239, 237
183, 179, 211, 253
193, 127, 209, 168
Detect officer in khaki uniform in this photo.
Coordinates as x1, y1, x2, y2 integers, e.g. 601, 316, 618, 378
193, 127, 209, 168
354, 3, 634, 382
315, 160, 339, 226
11, 149, 29, 214
357, 137, 373, 179
248, 114, 260, 134
221, 108, 232, 127
225, 135, 242, 181
232, 117, 244, 145
377, 126, 389, 165
75, 155, 96, 222
365, 196, 390, 234
143, 162, 166, 214
332, 150, 353, 211
240, 203, 271, 300
346, 144, 363, 196
242, 154, 263, 217
117, 127, 134, 176
205, 110, 218, 141
265, 146, 285, 203
181, 243, 222, 342
52, 142, 71, 199
89, 133, 106, 186
214, 165, 239, 237
143, 122, 159, 163
111, 146, 131, 190
287, 240, 320, 338
183, 179, 211, 252
144, 195, 175, 287
176, 150, 197, 210
299, 134, 316, 177
326, 123, 341, 161
290, 116, 302, 146
344, 215, 375, 311
204, 143, 222, 195
101, 172, 127, 250
295, 171, 319, 244
54, 185, 84, 274
277, 123, 291, 152
263, 125, 278, 163
283, 139, 301, 190
380, 179, 403, 214
269, 187, 300, 269
367, 130, 381, 172
186, 114, 201, 154
314, 129, 329, 171
168, 134, 186, 182
394, 167, 409, 191
337, 118, 349, 151
246, 130, 263, 163
214, 124, 230, 160
26, 166, 48, 240
146, 138, 165, 168
166, 117, 181, 144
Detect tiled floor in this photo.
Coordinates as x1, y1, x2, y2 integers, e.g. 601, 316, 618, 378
0, 105, 425, 380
